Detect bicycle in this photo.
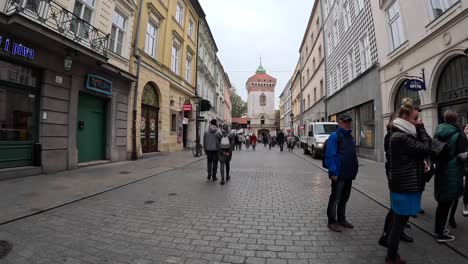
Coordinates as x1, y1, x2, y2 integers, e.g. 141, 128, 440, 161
191, 140, 203, 157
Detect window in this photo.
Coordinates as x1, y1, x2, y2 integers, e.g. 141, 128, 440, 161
307, 68, 310, 81
109, 10, 126, 55
347, 49, 355, 81
303, 99, 306, 111
185, 53, 192, 83
333, 21, 338, 47
260, 93, 266, 106
261, 116, 265, 125
316, 17, 320, 31
307, 94, 310, 107
313, 58, 316, 71
188, 19, 194, 39
318, 46, 322, 59
311, 33, 314, 43
171, 38, 181, 74
430, 0, 458, 18
320, 79, 324, 98
336, 63, 342, 90
306, 46, 309, 54
175, 2, 184, 25
359, 34, 371, 72
355, 0, 364, 14
327, 32, 333, 55
344, 1, 351, 31
171, 113, 177, 132
314, 87, 317, 103
145, 21, 157, 57
358, 101, 375, 148
72, 0, 95, 38
387, 1, 405, 51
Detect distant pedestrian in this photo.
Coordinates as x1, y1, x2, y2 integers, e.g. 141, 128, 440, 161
245, 135, 250, 149
233, 133, 239, 150
203, 119, 220, 182
386, 98, 431, 264
263, 134, 268, 147
433, 110, 467, 242
379, 111, 414, 249
237, 134, 243, 150
277, 131, 285, 151
250, 133, 257, 151
217, 123, 234, 185
287, 133, 295, 151
325, 114, 358, 233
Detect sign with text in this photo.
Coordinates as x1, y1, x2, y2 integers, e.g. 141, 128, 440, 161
404, 79, 426, 92
86, 74, 112, 95
0, 35, 35, 60
183, 104, 192, 112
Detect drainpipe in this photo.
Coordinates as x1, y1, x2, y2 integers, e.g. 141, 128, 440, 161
194, 19, 201, 154
131, 0, 144, 160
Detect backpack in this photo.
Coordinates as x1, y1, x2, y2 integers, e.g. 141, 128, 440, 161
431, 137, 450, 162
322, 131, 344, 169
220, 134, 231, 149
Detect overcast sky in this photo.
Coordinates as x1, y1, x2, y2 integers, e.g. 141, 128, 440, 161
198, 0, 314, 108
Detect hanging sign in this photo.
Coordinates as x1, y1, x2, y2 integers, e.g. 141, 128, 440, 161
0, 35, 35, 60
86, 74, 112, 95
183, 104, 192, 111
183, 118, 189, 124
404, 79, 426, 92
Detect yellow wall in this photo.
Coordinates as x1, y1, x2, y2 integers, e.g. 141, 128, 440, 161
128, 0, 201, 155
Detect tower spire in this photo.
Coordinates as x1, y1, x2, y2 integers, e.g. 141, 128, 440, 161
256, 57, 266, 74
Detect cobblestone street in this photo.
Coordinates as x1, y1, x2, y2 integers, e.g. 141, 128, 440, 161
0, 147, 466, 264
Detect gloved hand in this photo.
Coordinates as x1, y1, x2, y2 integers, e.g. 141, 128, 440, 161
458, 152, 468, 161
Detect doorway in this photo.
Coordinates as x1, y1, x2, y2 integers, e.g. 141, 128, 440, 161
141, 105, 159, 153
77, 93, 107, 163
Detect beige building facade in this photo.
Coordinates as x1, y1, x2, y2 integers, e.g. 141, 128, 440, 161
290, 62, 301, 135
371, 0, 468, 135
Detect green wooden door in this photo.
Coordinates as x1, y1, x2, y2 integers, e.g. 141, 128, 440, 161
77, 93, 106, 163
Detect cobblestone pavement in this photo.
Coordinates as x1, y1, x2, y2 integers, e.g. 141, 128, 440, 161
0, 147, 466, 264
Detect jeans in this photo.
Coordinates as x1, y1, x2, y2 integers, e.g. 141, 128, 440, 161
435, 200, 456, 235
220, 161, 230, 182
279, 142, 284, 151
327, 179, 353, 224
206, 151, 218, 178
387, 214, 409, 261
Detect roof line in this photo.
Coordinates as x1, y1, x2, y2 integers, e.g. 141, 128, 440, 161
299, 0, 320, 51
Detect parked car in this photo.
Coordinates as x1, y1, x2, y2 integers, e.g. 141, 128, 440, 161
300, 122, 338, 158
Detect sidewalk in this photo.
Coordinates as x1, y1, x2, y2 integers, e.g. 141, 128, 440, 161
291, 148, 468, 256
0, 150, 205, 224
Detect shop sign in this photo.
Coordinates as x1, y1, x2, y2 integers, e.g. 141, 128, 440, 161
183, 118, 189, 125
183, 104, 192, 111
0, 35, 35, 60
86, 74, 112, 95
404, 79, 426, 92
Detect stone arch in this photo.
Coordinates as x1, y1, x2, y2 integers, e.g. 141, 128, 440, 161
391, 78, 422, 112
142, 82, 160, 108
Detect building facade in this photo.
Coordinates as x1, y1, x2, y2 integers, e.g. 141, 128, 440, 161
279, 80, 292, 132
246, 64, 277, 137
0, 0, 137, 177
371, 0, 468, 136
222, 71, 232, 124
322, 0, 383, 161
290, 62, 301, 135
300, 0, 326, 124
197, 18, 218, 136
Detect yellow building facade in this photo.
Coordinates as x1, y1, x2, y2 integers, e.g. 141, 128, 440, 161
129, 0, 204, 157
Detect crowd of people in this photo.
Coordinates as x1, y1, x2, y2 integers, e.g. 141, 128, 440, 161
323, 98, 468, 264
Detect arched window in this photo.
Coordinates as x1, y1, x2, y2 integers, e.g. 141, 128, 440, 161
260, 115, 265, 125
437, 55, 468, 105
394, 80, 421, 111
142, 83, 160, 108
260, 93, 266, 106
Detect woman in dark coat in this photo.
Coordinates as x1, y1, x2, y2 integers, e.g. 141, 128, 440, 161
433, 111, 467, 242
217, 123, 234, 185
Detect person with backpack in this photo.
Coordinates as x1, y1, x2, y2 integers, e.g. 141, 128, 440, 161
433, 110, 467, 242
237, 134, 243, 151
386, 99, 431, 264
277, 130, 285, 151
204, 119, 220, 181
324, 114, 358, 233
217, 123, 234, 185
250, 133, 257, 151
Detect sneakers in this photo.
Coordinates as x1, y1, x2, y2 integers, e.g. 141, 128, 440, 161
338, 220, 354, 229
436, 234, 455, 243
327, 223, 342, 232
463, 205, 468, 217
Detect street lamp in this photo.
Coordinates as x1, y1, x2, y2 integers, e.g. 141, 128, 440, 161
289, 112, 294, 134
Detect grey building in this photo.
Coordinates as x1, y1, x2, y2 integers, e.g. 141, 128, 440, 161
321, 0, 383, 161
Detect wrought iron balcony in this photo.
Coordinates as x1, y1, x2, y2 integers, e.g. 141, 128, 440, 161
4, 0, 108, 57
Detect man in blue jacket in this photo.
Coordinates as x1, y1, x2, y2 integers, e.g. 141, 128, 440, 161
325, 114, 359, 232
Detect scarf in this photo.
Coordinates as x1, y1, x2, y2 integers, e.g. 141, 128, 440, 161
393, 118, 417, 137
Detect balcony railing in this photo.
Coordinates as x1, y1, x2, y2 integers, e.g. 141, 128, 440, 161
4, 0, 108, 57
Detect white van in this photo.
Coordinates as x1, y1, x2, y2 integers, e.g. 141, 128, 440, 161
300, 122, 338, 158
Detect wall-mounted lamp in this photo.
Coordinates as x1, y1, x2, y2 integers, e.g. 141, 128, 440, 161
64, 55, 73, 71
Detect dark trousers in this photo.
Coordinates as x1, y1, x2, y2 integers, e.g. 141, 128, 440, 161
435, 200, 457, 235
327, 179, 353, 224
237, 143, 242, 150
383, 209, 395, 235
206, 151, 218, 178
279, 142, 284, 151
387, 214, 409, 261
220, 161, 230, 181
464, 175, 468, 205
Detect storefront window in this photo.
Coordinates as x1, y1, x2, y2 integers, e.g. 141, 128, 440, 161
0, 88, 35, 141
358, 101, 375, 148
0, 61, 39, 87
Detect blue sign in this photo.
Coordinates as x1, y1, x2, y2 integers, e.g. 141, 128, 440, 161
404, 79, 426, 91
86, 74, 112, 95
0, 35, 35, 60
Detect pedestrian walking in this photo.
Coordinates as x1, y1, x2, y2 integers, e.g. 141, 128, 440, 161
268, 135, 273, 150
203, 119, 220, 182
287, 133, 295, 151
237, 134, 243, 151
277, 130, 285, 151
217, 123, 234, 185
433, 110, 467, 242
245, 134, 250, 149
233, 133, 239, 151
386, 98, 431, 264
325, 114, 359, 233
250, 133, 257, 151
379, 112, 414, 249
263, 134, 268, 147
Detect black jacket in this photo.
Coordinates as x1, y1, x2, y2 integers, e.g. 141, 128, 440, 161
277, 132, 285, 143
388, 125, 432, 193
